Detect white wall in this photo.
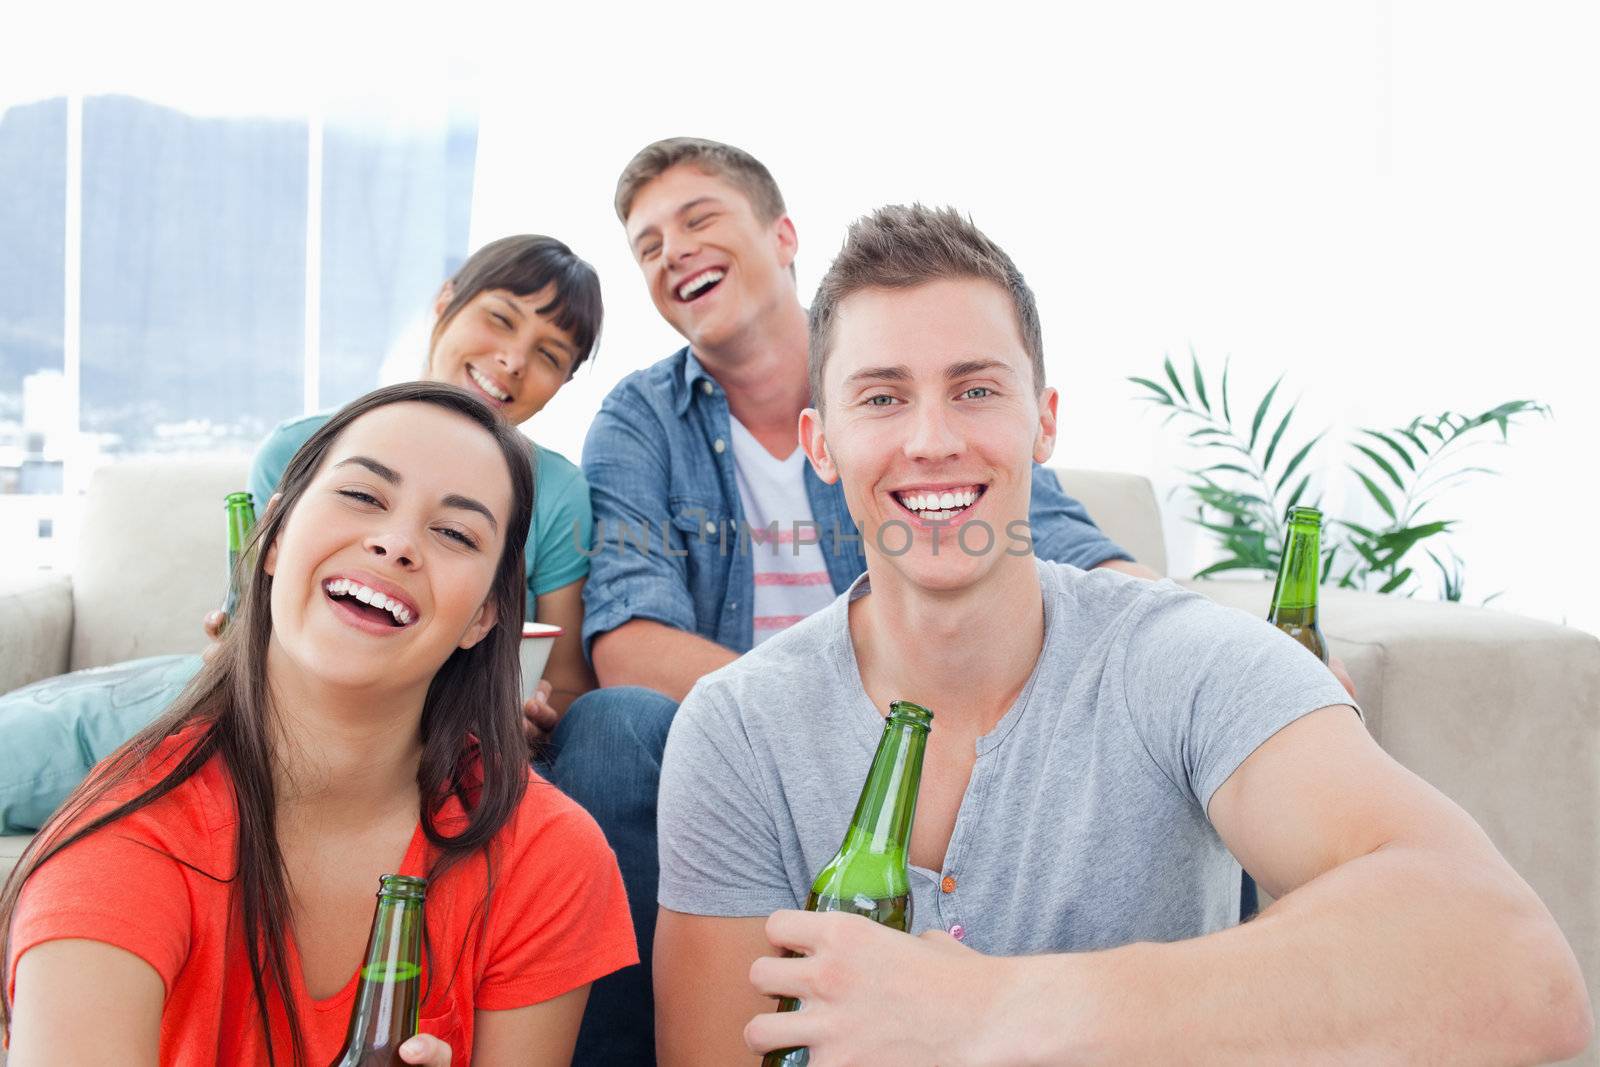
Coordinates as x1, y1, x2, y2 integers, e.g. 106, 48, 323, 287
468, 1, 1600, 635
7, 1, 1597, 633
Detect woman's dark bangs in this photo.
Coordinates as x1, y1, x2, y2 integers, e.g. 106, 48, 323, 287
491, 251, 600, 366
529, 261, 600, 364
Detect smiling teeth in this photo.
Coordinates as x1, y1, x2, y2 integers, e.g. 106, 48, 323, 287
468, 365, 511, 401
326, 578, 414, 625
896, 488, 980, 514
677, 270, 724, 300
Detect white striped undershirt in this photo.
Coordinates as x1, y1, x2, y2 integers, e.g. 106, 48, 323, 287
728, 417, 836, 644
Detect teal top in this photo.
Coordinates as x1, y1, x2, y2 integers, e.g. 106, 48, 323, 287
249, 413, 593, 617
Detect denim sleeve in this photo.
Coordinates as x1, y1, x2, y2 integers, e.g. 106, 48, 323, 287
580, 389, 698, 660
1026, 464, 1132, 569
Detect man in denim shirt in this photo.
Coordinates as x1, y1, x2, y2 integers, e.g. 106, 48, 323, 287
547, 137, 1156, 1064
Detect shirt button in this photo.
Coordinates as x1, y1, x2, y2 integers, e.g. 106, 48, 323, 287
705, 520, 717, 535
948, 924, 965, 942
713, 438, 726, 454
701, 380, 714, 395
941, 875, 957, 894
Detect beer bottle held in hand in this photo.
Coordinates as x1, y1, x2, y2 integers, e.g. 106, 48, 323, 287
220, 491, 257, 631
763, 700, 933, 1067
328, 874, 428, 1067
1267, 506, 1329, 663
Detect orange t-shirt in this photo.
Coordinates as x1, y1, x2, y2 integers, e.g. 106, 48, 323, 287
7, 737, 638, 1064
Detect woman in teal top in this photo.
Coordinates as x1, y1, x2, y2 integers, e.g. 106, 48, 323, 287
215, 234, 602, 722
0, 235, 604, 831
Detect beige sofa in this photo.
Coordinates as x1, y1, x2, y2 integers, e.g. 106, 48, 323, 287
2, 459, 1597, 1060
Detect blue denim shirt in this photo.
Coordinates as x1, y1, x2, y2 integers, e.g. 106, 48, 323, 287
580, 347, 1130, 657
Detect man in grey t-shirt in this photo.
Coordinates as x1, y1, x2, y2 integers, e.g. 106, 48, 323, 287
653, 206, 1590, 1064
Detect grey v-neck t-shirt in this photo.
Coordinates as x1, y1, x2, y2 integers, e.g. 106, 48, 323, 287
657, 560, 1356, 952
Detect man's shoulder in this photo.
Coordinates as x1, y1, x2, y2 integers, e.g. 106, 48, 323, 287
1040, 558, 1184, 615
1037, 559, 1230, 647
1039, 560, 1306, 678
597, 346, 692, 413
682, 598, 850, 725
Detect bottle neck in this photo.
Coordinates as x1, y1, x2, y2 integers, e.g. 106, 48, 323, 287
1271, 522, 1322, 616
226, 505, 255, 553
343, 892, 424, 1051
839, 716, 930, 862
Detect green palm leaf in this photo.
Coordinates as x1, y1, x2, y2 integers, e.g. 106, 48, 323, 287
1354, 470, 1397, 520
1360, 429, 1415, 471
1220, 356, 1233, 425
1190, 348, 1210, 413
1129, 377, 1173, 404
1194, 557, 1272, 579
1273, 431, 1324, 495
1353, 444, 1406, 491
1192, 520, 1271, 541
1378, 567, 1415, 594
1337, 519, 1380, 540
1284, 472, 1313, 511
1261, 402, 1298, 472
1398, 426, 1430, 455
1199, 463, 1256, 477
1163, 355, 1189, 404
1248, 376, 1283, 451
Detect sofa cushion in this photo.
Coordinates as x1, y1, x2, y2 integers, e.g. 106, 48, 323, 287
0, 654, 203, 833
1054, 469, 1167, 577
70, 457, 251, 669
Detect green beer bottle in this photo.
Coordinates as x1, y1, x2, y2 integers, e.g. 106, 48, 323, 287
220, 490, 257, 628
762, 700, 933, 1067
1267, 506, 1329, 664
328, 875, 428, 1067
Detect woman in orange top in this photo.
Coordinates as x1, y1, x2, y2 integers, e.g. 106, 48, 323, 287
1, 381, 637, 1065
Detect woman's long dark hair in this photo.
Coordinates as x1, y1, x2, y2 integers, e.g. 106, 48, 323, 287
433, 234, 604, 374
0, 382, 536, 1063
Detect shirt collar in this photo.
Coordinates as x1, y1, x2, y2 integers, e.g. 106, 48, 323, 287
676, 347, 718, 416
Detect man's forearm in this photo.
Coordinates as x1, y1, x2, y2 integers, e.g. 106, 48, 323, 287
591, 619, 740, 702
992, 845, 1590, 1065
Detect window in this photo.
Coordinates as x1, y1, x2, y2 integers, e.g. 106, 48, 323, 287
0, 95, 476, 571
80, 95, 307, 457
0, 98, 67, 566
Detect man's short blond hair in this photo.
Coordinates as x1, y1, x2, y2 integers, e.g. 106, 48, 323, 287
614, 137, 787, 225
808, 204, 1046, 410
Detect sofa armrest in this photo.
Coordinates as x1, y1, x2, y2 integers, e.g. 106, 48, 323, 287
1054, 469, 1168, 577
0, 571, 72, 695
1181, 577, 1600, 1047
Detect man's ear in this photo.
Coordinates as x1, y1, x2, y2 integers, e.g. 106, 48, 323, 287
1033, 386, 1060, 465
458, 596, 498, 651
799, 407, 839, 485
774, 215, 799, 271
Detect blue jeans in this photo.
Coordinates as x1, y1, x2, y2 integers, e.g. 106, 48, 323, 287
545, 686, 679, 1067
